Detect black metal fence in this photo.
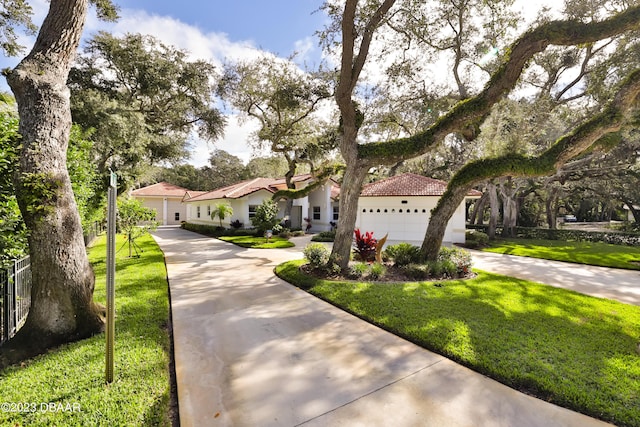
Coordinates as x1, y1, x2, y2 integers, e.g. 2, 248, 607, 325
0, 256, 32, 346
84, 221, 104, 246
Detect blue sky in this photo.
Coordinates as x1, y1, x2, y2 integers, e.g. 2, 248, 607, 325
4, 0, 555, 167
114, 0, 326, 57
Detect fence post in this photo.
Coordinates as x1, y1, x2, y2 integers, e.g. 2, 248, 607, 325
105, 171, 117, 383
11, 260, 17, 338
2, 267, 8, 344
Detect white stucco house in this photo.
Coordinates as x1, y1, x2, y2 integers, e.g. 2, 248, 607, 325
623, 203, 639, 222
183, 174, 340, 232
130, 182, 205, 225
355, 173, 481, 244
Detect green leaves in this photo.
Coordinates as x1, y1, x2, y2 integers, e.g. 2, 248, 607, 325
69, 32, 226, 182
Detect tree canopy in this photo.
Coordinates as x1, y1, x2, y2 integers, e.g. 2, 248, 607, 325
68, 31, 226, 187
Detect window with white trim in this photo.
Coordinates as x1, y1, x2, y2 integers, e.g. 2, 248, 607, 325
196, 206, 201, 218
332, 206, 339, 221
249, 205, 258, 219
313, 206, 321, 220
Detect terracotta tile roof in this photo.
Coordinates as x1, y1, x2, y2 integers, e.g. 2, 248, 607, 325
360, 173, 482, 197
186, 178, 277, 202
131, 182, 191, 197
182, 190, 208, 202
186, 174, 342, 202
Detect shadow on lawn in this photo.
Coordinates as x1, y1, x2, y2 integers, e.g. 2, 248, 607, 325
287, 267, 640, 426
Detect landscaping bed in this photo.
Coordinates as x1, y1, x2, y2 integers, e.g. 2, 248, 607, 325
218, 234, 294, 249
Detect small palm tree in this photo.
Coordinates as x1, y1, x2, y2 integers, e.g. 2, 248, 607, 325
211, 203, 234, 228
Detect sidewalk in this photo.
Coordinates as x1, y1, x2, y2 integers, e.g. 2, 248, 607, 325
153, 227, 614, 427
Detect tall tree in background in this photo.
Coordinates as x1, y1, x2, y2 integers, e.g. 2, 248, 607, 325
1, 0, 119, 364
200, 149, 248, 189
218, 55, 335, 218
68, 32, 226, 188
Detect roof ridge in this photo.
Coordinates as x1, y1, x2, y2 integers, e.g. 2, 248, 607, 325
226, 178, 262, 197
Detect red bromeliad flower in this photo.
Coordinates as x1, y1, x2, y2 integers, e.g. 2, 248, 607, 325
354, 228, 377, 262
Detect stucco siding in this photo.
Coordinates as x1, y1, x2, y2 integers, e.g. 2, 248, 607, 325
356, 196, 466, 244
134, 196, 187, 226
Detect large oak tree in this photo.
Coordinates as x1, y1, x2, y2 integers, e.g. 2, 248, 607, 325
326, 0, 640, 267
0, 0, 118, 366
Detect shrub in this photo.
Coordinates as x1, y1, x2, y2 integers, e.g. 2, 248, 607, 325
428, 260, 444, 278
384, 243, 423, 266
182, 222, 225, 237
311, 231, 336, 242
230, 219, 243, 229
349, 262, 369, 279
279, 229, 293, 239
467, 224, 640, 247
303, 243, 330, 269
465, 230, 489, 248
292, 230, 305, 237
369, 262, 387, 280
402, 263, 431, 280
438, 246, 472, 276
441, 260, 457, 277
353, 229, 377, 262
251, 199, 280, 234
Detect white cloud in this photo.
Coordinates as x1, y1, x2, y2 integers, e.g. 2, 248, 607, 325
85, 9, 267, 67
83, 8, 281, 166
293, 36, 316, 63
188, 116, 261, 167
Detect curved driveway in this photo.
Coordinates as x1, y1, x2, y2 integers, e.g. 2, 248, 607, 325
153, 227, 621, 427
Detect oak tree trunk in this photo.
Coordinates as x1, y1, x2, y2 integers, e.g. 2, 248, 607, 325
499, 178, 519, 238
487, 182, 499, 239
469, 191, 488, 225
1, 0, 104, 366
546, 185, 560, 229
421, 184, 473, 260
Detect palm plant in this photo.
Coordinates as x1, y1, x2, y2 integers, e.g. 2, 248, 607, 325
211, 203, 233, 228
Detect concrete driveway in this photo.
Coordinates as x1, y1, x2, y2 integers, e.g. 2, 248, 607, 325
153, 226, 617, 427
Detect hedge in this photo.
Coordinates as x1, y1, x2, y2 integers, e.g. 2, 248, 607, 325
467, 224, 640, 247
181, 222, 257, 237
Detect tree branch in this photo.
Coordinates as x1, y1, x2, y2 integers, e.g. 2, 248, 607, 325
357, 5, 640, 164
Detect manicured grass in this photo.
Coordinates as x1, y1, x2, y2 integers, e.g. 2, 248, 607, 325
218, 235, 295, 249
276, 260, 640, 427
0, 234, 172, 426
483, 237, 640, 270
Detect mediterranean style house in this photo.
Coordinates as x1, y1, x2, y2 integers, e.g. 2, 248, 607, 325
355, 173, 481, 244
132, 173, 480, 244
182, 174, 340, 232
130, 182, 205, 225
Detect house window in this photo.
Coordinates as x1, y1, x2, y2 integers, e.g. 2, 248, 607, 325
175, 212, 180, 221
313, 206, 321, 220
197, 206, 201, 218
207, 205, 211, 217
333, 206, 339, 220
249, 205, 257, 219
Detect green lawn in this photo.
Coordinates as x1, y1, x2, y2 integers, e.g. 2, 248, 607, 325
276, 260, 640, 427
0, 234, 172, 426
218, 234, 295, 249
483, 238, 640, 270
